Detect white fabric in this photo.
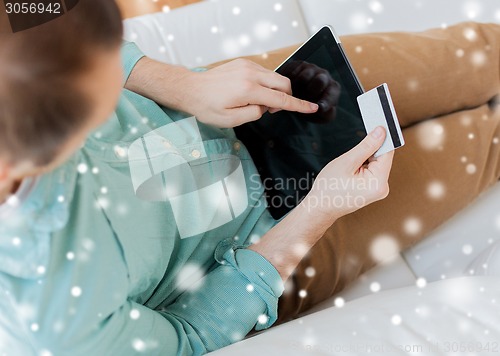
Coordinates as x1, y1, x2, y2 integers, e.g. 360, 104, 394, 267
123, 0, 309, 67
211, 276, 500, 355
403, 183, 500, 282
298, 0, 500, 36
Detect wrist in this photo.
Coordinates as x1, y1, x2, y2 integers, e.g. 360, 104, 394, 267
297, 193, 338, 231
125, 57, 197, 113
168, 67, 198, 113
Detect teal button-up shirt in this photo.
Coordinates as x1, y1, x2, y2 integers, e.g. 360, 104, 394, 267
0, 42, 284, 355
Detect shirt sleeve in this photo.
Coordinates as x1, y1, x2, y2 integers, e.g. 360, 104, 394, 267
121, 41, 145, 86
161, 246, 285, 354
19, 247, 284, 356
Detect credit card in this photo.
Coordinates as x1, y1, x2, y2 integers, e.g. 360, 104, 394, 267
357, 83, 405, 157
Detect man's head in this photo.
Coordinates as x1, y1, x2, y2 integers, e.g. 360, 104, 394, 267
0, 0, 123, 181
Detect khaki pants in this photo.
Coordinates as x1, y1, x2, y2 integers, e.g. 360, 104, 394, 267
234, 21, 500, 324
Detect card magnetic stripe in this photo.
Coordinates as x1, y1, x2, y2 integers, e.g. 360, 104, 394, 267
377, 86, 402, 147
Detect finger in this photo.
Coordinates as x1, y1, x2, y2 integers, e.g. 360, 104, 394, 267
249, 87, 319, 114
257, 71, 293, 95
345, 126, 386, 172
229, 105, 268, 126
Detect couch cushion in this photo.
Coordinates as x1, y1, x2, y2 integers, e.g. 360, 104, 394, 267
123, 0, 309, 67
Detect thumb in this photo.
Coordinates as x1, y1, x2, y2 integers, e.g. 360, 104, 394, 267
346, 126, 386, 172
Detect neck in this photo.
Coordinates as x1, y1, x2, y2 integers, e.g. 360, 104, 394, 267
0, 179, 21, 205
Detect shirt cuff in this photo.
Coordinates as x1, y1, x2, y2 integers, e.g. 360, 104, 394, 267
121, 41, 146, 86
215, 241, 285, 330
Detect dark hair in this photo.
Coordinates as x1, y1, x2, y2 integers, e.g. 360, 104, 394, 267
0, 0, 123, 166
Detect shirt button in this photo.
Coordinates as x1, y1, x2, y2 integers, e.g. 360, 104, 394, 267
311, 142, 319, 151
268, 140, 275, 149
191, 149, 201, 159
233, 141, 241, 151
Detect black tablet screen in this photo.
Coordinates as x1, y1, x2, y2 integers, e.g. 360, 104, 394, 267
234, 26, 367, 219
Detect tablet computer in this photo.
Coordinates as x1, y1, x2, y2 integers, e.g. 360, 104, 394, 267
234, 25, 368, 220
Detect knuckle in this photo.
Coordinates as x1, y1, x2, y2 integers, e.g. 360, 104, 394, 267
278, 91, 290, 107
240, 80, 254, 93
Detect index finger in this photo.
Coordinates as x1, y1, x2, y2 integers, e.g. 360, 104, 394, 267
251, 87, 319, 114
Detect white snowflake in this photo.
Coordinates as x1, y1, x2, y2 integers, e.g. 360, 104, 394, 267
462, 244, 473, 255
456, 48, 465, 58
368, 0, 383, 14
305, 266, 316, 278
298, 289, 307, 298
370, 234, 400, 263
416, 277, 427, 288
130, 309, 141, 320
6, 195, 20, 207
466, 164, 477, 175
176, 263, 205, 292
222, 38, 240, 57
12, 236, 21, 246
370, 282, 381, 293
66, 251, 75, 260
253, 21, 273, 40
257, 314, 269, 324
427, 180, 446, 200
349, 13, 369, 32
462, 1, 482, 19
77, 163, 88, 174
273, 3, 282, 12
132, 338, 147, 352
334, 297, 345, 308
238, 34, 251, 47
471, 50, 487, 67
232, 6, 241, 15
71, 286, 82, 298
416, 121, 445, 150
391, 314, 402, 325
404, 217, 422, 235
96, 197, 110, 210
37, 266, 46, 275
463, 27, 477, 41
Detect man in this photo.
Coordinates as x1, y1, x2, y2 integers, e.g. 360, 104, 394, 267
0, 0, 392, 354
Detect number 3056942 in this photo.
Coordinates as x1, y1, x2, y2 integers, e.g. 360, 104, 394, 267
5, 2, 62, 14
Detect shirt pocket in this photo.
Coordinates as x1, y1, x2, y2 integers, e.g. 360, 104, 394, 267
127, 125, 251, 239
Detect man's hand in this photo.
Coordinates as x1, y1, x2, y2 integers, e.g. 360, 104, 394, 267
125, 56, 318, 128
306, 126, 394, 221
249, 126, 393, 281
182, 59, 319, 128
